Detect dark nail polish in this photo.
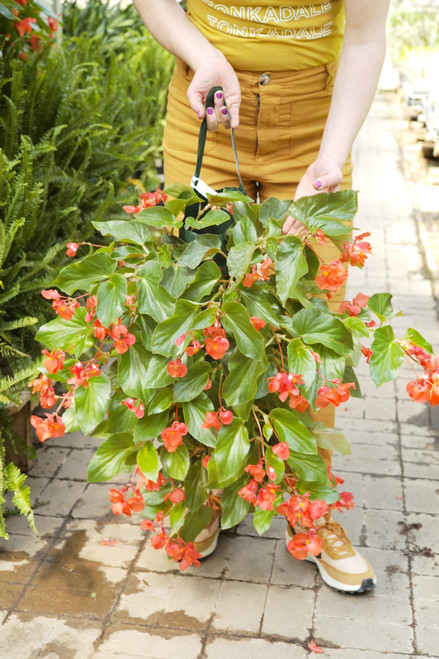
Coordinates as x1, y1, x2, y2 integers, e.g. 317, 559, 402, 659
221, 107, 228, 115
207, 107, 214, 115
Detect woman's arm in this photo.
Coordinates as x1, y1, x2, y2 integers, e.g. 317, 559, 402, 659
132, 0, 241, 128
287, 0, 390, 209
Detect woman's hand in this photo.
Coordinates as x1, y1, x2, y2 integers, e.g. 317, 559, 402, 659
282, 158, 343, 235
187, 59, 241, 130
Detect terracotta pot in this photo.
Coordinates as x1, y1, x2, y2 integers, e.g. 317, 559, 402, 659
4, 391, 35, 472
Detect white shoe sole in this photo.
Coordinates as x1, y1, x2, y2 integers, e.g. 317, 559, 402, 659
285, 531, 376, 594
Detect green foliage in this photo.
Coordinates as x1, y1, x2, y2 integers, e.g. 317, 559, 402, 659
30, 187, 433, 566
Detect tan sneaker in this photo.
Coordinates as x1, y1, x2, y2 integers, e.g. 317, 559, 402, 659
286, 520, 376, 594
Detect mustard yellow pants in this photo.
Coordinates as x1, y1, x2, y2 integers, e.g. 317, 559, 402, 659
163, 58, 353, 468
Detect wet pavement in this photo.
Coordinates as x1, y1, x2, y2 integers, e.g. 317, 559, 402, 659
1, 89, 439, 659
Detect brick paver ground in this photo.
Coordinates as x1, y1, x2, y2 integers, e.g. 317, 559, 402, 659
1, 88, 438, 659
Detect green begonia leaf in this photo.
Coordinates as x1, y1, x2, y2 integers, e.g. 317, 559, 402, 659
227, 242, 256, 281
185, 208, 230, 230
370, 325, 405, 386
275, 236, 308, 304
287, 451, 328, 483
222, 352, 268, 406
287, 338, 317, 390
311, 423, 351, 455
293, 308, 352, 355
96, 273, 127, 327
183, 261, 221, 301
213, 418, 250, 486
136, 205, 178, 228
134, 411, 169, 443
404, 328, 433, 354
36, 307, 90, 351
137, 442, 160, 481
182, 393, 218, 448
239, 288, 280, 326
173, 362, 211, 403
93, 220, 153, 245
152, 300, 200, 356
137, 279, 176, 323
269, 408, 316, 454
287, 190, 357, 238
221, 301, 265, 360
220, 477, 250, 530
184, 460, 209, 512
54, 252, 117, 295
148, 388, 173, 414
160, 444, 190, 481
74, 373, 111, 434
87, 434, 134, 482
178, 234, 222, 268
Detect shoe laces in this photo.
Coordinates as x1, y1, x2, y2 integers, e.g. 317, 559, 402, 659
317, 520, 355, 559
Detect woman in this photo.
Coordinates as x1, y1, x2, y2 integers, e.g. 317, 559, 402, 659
133, 0, 390, 594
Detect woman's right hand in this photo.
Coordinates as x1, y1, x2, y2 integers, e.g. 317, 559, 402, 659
187, 58, 241, 131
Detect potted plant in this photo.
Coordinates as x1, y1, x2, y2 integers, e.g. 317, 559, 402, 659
29, 186, 437, 567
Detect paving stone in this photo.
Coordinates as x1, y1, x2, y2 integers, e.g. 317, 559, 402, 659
316, 584, 411, 626
212, 580, 267, 634
404, 512, 437, 549
114, 572, 220, 630
331, 441, 401, 476
404, 478, 439, 514
318, 650, 421, 659
271, 540, 316, 589
56, 447, 97, 480
225, 535, 275, 584
0, 511, 61, 538
313, 615, 414, 653
413, 574, 439, 601
34, 478, 87, 517
402, 446, 439, 479
28, 446, 71, 479
71, 482, 117, 520
359, 546, 410, 598
261, 584, 314, 638
48, 429, 102, 450
413, 598, 439, 628
0, 613, 101, 659
337, 417, 397, 435
0, 582, 25, 609
236, 513, 285, 539
342, 430, 400, 447
204, 637, 307, 659
412, 553, 439, 577
362, 509, 407, 550
397, 399, 430, 426
94, 627, 203, 658
416, 626, 439, 657
54, 518, 143, 569
363, 475, 404, 511
364, 396, 397, 421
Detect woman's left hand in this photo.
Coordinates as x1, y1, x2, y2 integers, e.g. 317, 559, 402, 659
282, 158, 343, 235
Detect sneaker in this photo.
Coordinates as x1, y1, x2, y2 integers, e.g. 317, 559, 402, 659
286, 520, 376, 594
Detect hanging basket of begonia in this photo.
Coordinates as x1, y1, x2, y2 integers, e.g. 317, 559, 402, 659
31, 186, 438, 570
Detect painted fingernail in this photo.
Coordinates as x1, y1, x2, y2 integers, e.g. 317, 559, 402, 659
197, 111, 202, 119
215, 91, 223, 99
314, 180, 322, 189
221, 107, 228, 115
207, 107, 214, 115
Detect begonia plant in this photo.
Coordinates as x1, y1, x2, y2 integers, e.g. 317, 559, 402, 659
30, 186, 437, 570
